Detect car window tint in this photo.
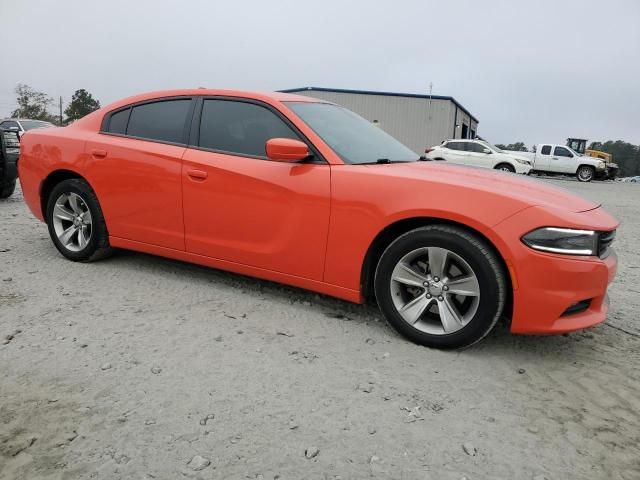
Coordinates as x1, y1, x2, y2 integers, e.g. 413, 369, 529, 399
540, 145, 551, 155
1, 121, 18, 129
199, 100, 301, 157
126, 100, 191, 143
466, 142, 486, 153
554, 146, 572, 157
446, 142, 463, 151
107, 108, 130, 135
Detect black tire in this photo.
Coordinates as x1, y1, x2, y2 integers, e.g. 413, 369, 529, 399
576, 165, 595, 182
374, 225, 506, 349
45, 178, 112, 262
494, 163, 515, 173
0, 179, 16, 199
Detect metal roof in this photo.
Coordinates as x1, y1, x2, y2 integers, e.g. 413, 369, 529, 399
279, 87, 479, 123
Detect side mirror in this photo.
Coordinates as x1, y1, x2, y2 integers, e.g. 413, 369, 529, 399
482, 148, 491, 154
266, 138, 310, 162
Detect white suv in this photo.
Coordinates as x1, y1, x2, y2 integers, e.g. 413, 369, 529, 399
425, 139, 532, 174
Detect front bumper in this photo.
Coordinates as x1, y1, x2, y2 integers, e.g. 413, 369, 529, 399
492, 206, 619, 334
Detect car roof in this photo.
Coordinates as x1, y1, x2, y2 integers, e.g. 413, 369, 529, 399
101, 89, 321, 112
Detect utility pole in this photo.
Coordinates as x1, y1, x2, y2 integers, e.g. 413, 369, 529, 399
427, 82, 433, 120
59, 96, 63, 125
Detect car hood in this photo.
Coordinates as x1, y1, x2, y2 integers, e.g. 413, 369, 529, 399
366, 161, 600, 213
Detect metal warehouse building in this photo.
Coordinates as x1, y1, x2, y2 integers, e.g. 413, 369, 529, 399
280, 87, 479, 154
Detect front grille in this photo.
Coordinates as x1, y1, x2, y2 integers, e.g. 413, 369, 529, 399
598, 230, 616, 259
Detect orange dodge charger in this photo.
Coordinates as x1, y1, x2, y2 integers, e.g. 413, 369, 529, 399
18, 89, 618, 348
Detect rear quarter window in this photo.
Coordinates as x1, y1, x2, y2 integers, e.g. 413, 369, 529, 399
106, 108, 130, 135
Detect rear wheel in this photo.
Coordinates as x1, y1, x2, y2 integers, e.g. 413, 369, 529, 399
494, 163, 515, 173
374, 225, 506, 349
577, 165, 595, 182
0, 179, 16, 199
45, 179, 112, 262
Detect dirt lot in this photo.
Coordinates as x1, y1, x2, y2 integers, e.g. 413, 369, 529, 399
1, 178, 639, 480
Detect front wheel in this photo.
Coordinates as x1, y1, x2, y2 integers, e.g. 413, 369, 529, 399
494, 163, 515, 173
0, 179, 16, 199
576, 165, 595, 182
374, 225, 507, 349
45, 178, 112, 262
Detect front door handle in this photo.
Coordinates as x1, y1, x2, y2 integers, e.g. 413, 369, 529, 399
91, 149, 107, 158
187, 169, 208, 180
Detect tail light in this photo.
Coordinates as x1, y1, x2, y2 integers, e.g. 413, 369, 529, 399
425, 147, 434, 153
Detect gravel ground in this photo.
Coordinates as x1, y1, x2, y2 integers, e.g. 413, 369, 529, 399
1, 178, 639, 480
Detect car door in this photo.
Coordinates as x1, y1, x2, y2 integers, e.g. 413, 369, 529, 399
464, 141, 491, 168
85, 97, 194, 250
553, 146, 576, 173
181, 98, 331, 280
535, 145, 552, 170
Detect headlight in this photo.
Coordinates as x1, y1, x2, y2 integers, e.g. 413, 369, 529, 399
596, 161, 606, 170
514, 158, 531, 165
522, 227, 597, 256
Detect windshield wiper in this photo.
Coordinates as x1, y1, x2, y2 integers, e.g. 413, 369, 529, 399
358, 158, 415, 165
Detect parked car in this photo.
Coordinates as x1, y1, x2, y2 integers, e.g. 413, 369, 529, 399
0, 128, 20, 198
18, 89, 618, 349
505, 144, 606, 182
425, 139, 532, 174
0, 118, 55, 137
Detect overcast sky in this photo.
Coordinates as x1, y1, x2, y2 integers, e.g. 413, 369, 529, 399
1, 0, 639, 146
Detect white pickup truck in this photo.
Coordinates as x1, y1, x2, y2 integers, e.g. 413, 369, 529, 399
506, 144, 606, 182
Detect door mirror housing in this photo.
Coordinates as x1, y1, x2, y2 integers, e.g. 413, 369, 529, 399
482, 148, 492, 154
266, 138, 310, 162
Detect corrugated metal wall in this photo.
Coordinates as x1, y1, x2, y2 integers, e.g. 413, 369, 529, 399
289, 90, 478, 154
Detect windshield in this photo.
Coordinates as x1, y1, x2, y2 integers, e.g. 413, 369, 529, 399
286, 102, 419, 164
479, 140, 503, 153
21, 120, 54, 131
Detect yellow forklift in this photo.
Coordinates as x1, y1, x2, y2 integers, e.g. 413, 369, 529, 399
566, 138, 619, 179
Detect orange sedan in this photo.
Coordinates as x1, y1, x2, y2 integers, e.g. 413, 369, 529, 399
18, 89, 618, 348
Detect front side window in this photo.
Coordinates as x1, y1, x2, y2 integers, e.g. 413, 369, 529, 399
540, 145, 552, 155
286, 102, 418, 164
0, 121, 19, 130
199, 100, 301, 157
126, 99, 191, 144
554, 146, 573, 157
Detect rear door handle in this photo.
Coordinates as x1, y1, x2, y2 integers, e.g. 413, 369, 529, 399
91, 149, 107, 158
187, 169, 208, 180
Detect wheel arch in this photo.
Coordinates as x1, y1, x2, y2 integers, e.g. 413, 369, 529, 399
40, 169, 89, 217
360, 216, 513, 316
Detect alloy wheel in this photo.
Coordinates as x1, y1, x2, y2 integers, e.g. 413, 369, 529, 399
389, 247, 481, 335
52, 192, 93, 252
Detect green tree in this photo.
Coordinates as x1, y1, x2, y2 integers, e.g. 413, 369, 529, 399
495, 142, 529, 152
64, 89, 101, 122
11, 84, 54, 121
588, 140, 639, 177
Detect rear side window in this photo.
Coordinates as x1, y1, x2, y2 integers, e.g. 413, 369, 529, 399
554, 146, 572, 157
125, 99, 191, 144
446, 142, 463, 151
540, 145, 551, 155
107, 108, 130, 135
199, 100, 301, 157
